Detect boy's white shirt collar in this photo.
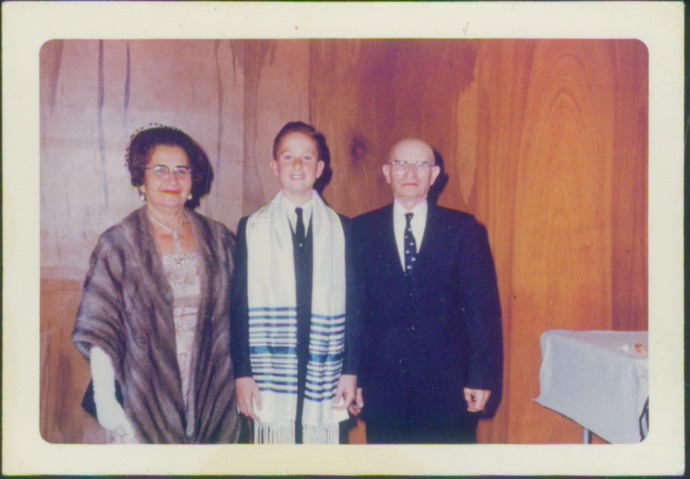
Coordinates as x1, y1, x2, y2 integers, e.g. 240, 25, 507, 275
281, 190, 314, 230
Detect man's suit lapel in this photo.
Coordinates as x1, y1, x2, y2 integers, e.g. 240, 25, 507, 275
414, 204, 441, 275
376, 204, 404, 275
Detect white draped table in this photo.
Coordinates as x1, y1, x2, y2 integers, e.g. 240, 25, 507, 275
535, 330, 649, 444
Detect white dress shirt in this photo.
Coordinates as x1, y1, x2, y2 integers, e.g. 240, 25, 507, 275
393, 200, 428, 271
281, 192, 313, 235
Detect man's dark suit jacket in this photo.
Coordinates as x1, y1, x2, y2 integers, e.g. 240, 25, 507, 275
352, 203, 502, 430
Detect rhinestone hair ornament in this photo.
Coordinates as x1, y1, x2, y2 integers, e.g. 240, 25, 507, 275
125, 123, 213, 209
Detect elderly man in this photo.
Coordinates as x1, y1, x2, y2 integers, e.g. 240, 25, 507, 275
351, 138, 502, 444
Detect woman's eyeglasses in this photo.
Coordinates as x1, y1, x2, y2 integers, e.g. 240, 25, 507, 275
146, 165, 193, 179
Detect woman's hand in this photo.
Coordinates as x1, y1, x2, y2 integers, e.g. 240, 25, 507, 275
90, 346, 137, 440
95, 399, 137, 439
235, 377, 262, 421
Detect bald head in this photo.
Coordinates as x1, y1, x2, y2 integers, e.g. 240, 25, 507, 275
383, 138, 440, 209
388, 138, 434, 165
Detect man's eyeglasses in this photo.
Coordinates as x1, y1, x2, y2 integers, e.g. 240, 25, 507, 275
388, 160, 435, 169
146, 165, 193, 179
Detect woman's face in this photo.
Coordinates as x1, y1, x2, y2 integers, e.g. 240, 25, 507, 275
140, 145, 193, 213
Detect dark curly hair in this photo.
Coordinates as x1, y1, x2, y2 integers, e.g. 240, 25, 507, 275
272, 121, 332, 193
126, 125, 213, 209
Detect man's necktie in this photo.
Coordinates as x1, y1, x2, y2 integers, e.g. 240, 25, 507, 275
295, 207, 306, 248
404, 212, 417, 274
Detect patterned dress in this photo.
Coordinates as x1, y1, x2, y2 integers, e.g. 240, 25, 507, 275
107, 251, 201, 444
162, 251, 201, 439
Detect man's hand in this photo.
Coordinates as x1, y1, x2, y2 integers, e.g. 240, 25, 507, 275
333, 374, 357, 410
235, 377, 262, 421
348, 387, 364, 416
463, 388, 491, 413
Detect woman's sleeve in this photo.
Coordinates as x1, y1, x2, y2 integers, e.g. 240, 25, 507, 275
71, 232, 127, 372
90, 346, 136, 438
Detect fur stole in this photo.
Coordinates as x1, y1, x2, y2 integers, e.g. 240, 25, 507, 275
72, 206, 239, 444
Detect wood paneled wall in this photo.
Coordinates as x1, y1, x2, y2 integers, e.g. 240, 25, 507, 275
40, 39, 647, 444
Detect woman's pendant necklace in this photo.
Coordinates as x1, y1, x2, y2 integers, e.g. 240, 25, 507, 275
148, 213, 186, 267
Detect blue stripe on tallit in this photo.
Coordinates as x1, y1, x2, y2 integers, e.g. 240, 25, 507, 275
249, 306, 345, 401
249, 307, 299, 392
250, 306, 295, 313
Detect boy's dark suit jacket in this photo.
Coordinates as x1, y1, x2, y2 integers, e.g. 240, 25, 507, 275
352, 203, 502, 429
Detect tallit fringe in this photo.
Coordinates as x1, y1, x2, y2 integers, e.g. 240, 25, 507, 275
303, 423, 340, 444
253, 422, 340, 444
254, 421, 296, 444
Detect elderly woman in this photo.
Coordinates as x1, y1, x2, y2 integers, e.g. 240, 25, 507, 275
72, 125, 239, 444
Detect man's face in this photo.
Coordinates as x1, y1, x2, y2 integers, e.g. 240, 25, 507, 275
270, 131, 324, 199
383, 139, 440, 207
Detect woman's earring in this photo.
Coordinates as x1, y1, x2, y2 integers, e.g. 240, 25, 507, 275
187, 193, 193, 200
139, 189, 146, 201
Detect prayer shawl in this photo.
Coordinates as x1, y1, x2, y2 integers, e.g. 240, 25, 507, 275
72, 206, 240, 444
246, 191, 348, 443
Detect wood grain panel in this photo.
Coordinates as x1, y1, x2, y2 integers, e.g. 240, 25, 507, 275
39, 39, 647, 445
310, 40, 394, 216
241, 40, 310, 217
609, 41, 648, 332
40, 40, 246, 279
498, 40, 645, 443
40, 279, 105, 443
508, 40, 613, 443
470, 40, 541, 443
40, 40, 136, 279
313, 40, 480, 217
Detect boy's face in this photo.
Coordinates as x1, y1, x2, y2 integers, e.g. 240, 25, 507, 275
270, 131, 324, 201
